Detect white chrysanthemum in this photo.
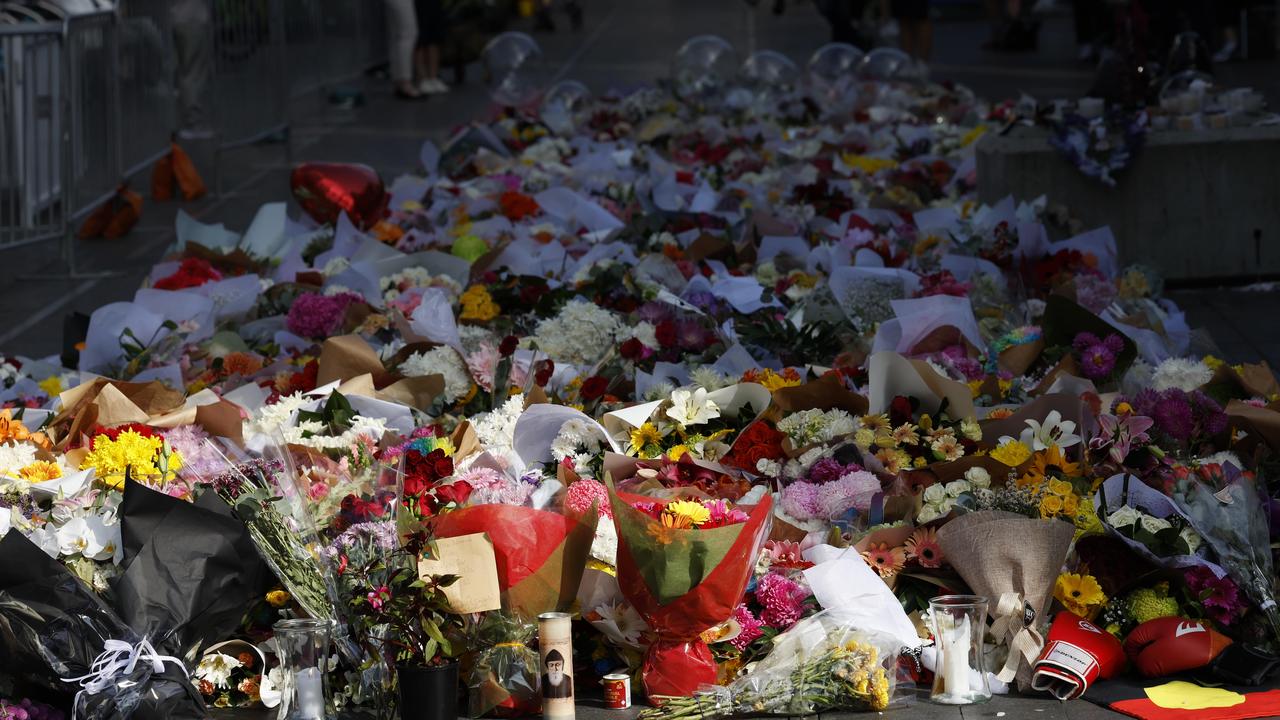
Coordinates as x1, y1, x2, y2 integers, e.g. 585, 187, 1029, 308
400, 346, 473, 404
1151, 357, 1214, 392
643, 382, 675, 402
244, 392, 314, 440
620, 321, 660, 351
472, 394, 526, 457
689, 366, 731, 392
284, 415, 389, 450
776, 408, 856, 447
550, 419, 604, 461
0, 442, 38, 477
572, 258, 616, 286
533, 300, 622, 366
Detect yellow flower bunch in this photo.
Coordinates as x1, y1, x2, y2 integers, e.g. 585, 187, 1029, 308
628, 422, 665, 457
662, 499, 711, 528
1054, 572, 1107, 619
38, 375, 63, 399
1038, 477, 1080, 519
751, 368, 802, 393
459, 285, 500, 322
18, 461, 62, 483
79, 430, 184, 490
841, 154, 899, 175
990, 438, 1031, 467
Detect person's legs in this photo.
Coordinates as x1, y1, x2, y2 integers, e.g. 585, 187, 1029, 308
171, 0, 213, 130
385, 0, 420, 96
918, 17, 933, 61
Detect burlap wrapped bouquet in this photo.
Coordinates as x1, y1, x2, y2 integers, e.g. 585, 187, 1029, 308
936, 510, 1074, 690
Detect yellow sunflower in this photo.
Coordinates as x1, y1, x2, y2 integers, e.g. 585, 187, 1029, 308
1018, 445, 1080, 488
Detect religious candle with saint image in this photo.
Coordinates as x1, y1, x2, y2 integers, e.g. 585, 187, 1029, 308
538, 612, 575, 719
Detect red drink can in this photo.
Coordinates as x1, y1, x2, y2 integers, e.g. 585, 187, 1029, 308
602, 673, 631, 709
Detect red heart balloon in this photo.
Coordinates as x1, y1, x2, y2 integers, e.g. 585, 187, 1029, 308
290, 162, 389, 230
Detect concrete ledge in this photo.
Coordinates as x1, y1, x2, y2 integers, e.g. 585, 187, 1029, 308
975, 124, 1280, 280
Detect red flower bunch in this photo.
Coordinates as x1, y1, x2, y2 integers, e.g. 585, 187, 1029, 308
154, 257, 223, 290
724, 421, 788, 473
498, 190, 541, 221
649, 456, 752, 501
580, 375, 609, 402
333, 493, 389, 532
1032, 248, 1100, 289
403, 447, 455, 497
916, 270, 971, 298
851, 236, 908, 268
85, 422, 157, 449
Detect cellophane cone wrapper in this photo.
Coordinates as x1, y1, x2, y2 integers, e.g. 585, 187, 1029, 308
609, 488, 773, 699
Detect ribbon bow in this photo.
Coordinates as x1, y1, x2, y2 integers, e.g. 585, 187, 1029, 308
62, 637, 188, 718
989, 592, 1044, 683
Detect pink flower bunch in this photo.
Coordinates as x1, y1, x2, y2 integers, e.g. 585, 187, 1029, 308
367, 585, 391, 612
780, 470, 881, 521
1184, 566, 1246, 626
761, 539, 815, 569
755, 572, 809, 629
705, 499, 749, 526
457, 466, 535, 506
565, 479, 612, 519
286, 292, 362, 339
729, 604, 764, 651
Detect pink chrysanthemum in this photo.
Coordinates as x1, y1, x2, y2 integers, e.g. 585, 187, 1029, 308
729, 605, 763, 651
780, 481, 821, 520
457, 467, 534, 506
755, 573, 808, 630
815, 470, 882, 519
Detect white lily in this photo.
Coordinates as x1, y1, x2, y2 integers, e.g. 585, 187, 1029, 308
665, 387, 720, 427
1019, 410, 1081, 451
196, 652, 243, 689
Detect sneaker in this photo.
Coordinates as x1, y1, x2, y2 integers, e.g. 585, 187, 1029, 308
422, 78, 450, 94
1213, 39, 1237, 64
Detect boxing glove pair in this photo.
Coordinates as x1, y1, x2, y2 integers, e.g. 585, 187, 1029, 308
1031, 613, 1125, 700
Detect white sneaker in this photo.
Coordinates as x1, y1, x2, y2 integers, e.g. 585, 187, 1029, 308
422, 78, 450, 94
1213, 39, 1237, 64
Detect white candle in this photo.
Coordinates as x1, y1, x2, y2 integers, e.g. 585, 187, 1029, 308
940, 616, 972, 702
294, 667, 325, 720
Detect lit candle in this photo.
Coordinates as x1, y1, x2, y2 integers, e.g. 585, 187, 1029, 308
294, 667, 325, 720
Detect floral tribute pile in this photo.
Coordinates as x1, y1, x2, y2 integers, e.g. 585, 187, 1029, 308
0, 45, 1278, 720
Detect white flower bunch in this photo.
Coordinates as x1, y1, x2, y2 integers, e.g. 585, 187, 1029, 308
472, 394, 526, 460
195, 652, 243, 689
399, 346, 473, 404
842, 276, 904, 332
533, 299, 623, 366
1107, 504, 1203, 556
550, 419, 606, 476
776, 409, 856, 448
1151, 357, 1214, 392
619, 321, 660, 351
289, 415, 389, 451
689, 366, 732, 392
917, 471, 992, 524
378, 267, 462, 304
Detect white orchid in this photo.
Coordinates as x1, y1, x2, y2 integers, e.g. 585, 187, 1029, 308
1019, 410, 1081, 451
665, 387, 720, 427
55, 515, 121, 563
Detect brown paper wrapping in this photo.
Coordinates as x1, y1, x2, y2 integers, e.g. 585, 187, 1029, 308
317, 334, 390, 387
979, 394, 1090, 451
1226, 399, 1280, 457
52, 379, 185, 447
936, 510, 1075, 691
998, 339, 1045, 377
768, 374, 869, 418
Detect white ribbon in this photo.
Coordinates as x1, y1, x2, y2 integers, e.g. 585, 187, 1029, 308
989, 592, 1044, 683
61, 638, 188, 718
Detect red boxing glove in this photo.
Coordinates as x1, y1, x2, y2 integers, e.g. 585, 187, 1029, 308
1032, 613, 1125, 700
1124, 617, 1234, 678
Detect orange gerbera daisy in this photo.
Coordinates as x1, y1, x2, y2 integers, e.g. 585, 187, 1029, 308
861, 542, 906, 578
904, 527, 944, 568
1018, 444, 1080, 488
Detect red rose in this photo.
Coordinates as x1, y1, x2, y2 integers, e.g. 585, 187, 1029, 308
620, 337, 644, 360
889, 395, 915, 427
535, 359, 555, 387
580, 375, 609, 401
435, 481, 472, 506
499, 335, 519, 357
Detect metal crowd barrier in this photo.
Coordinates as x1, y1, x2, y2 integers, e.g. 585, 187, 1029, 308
0, 0, 388, 268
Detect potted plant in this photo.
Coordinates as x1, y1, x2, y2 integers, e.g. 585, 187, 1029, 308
347, 531, 464, 720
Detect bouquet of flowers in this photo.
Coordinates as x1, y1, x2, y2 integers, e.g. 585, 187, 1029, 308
639, 610, 897, 718
609, 486, 772, 699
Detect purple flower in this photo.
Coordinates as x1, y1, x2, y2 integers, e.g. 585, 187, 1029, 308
674, 318, 709, 350
636, 302, 672, 324
1073, 331, 1124, 380
1089, 412, 1154, 466
1152, 394, 1195, 441
780, 481, 821, 521
807, 458, 846, 483
286, 292, 362, 339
